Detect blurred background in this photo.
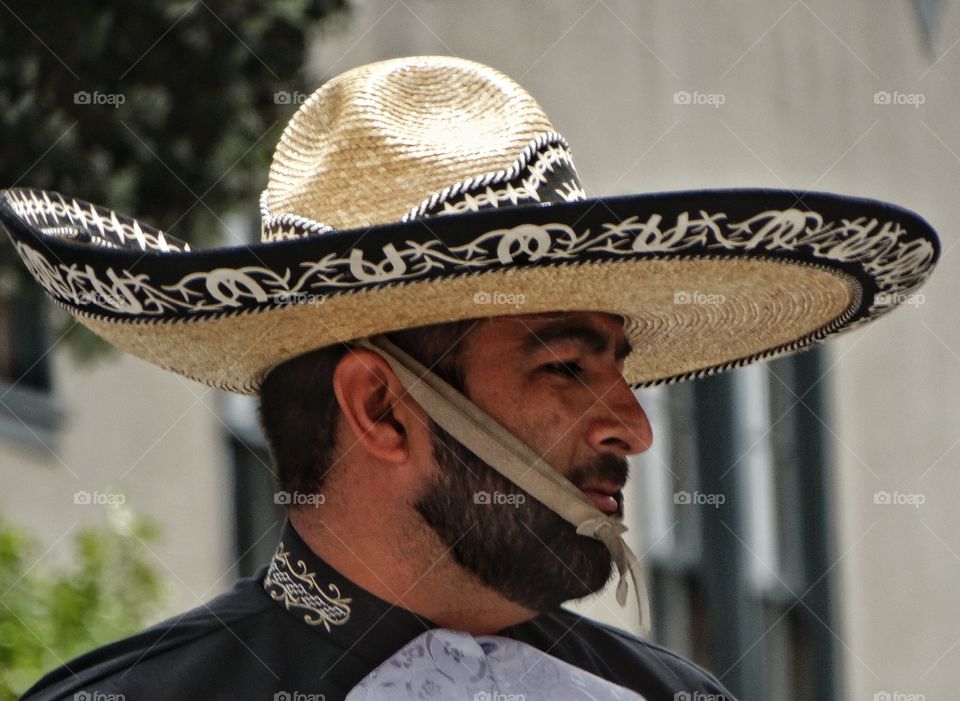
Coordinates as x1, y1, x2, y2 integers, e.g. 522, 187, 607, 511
1, 1, 957, 699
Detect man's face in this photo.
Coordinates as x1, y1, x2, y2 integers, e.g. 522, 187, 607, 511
413, 311, 652, 611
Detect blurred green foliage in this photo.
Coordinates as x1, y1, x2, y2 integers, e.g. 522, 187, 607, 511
0, 510, 166, 699
0, 0, 346, 360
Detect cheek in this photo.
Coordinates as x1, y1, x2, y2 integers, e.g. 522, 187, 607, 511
506, 385, 585, 462
466, 368, 586, 460
403, 409, 444, 484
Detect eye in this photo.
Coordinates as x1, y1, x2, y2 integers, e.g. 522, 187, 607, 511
544, 361, 583, 378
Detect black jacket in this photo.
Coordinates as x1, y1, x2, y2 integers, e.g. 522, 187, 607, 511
22, 521, 736, 701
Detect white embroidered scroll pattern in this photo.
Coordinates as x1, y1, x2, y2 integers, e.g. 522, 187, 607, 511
263, 544, 352, 632
10, 203, 936, 318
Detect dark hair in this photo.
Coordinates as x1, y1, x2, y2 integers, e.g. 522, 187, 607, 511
258, 318, 481, 496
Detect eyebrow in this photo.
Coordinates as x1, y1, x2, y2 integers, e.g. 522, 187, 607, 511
521, 321, 633, 361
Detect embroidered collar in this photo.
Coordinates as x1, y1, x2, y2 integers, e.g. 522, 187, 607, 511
262, 520, 438, 660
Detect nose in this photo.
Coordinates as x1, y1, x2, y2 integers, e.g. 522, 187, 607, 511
585, 374, 653, 458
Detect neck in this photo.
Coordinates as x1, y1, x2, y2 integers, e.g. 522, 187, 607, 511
289, 501, 539, 635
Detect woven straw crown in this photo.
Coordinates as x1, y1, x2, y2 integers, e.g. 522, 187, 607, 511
264, 56, 557, 235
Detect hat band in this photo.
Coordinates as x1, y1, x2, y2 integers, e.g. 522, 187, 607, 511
402, 132, 583, 221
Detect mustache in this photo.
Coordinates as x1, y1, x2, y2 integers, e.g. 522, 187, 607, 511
566, 452, 630, 491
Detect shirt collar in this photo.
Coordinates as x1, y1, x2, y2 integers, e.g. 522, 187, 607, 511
262, 519, 439, 661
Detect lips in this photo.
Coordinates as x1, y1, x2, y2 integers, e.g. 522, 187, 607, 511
579, 481, 624, 515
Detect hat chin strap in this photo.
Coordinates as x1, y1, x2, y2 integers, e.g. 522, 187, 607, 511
355, 335, 652, 636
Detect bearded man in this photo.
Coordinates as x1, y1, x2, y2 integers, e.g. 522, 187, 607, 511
4, 56, 938, 700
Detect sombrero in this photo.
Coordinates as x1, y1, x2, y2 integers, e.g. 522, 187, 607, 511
0, 55, 941, 635
0, 55, 939, 396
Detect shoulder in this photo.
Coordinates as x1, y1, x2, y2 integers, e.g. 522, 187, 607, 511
20, 573, 277, 701
509, 607, 737, 701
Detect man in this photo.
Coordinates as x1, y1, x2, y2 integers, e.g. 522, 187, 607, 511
3, 56, 938, 700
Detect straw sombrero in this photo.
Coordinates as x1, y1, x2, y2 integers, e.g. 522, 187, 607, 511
0, 56, 940, 395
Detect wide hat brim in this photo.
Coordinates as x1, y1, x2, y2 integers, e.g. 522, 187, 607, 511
0, 187, 938, 395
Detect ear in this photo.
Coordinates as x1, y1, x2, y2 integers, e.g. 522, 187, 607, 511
332, 347, 419, 465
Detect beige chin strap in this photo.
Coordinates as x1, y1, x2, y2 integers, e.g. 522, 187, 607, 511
355, 334, 652, 636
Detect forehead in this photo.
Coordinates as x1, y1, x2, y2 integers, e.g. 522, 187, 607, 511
466, 311, 630, 358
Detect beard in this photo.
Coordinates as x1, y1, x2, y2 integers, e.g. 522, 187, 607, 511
413, 417, 630, 612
